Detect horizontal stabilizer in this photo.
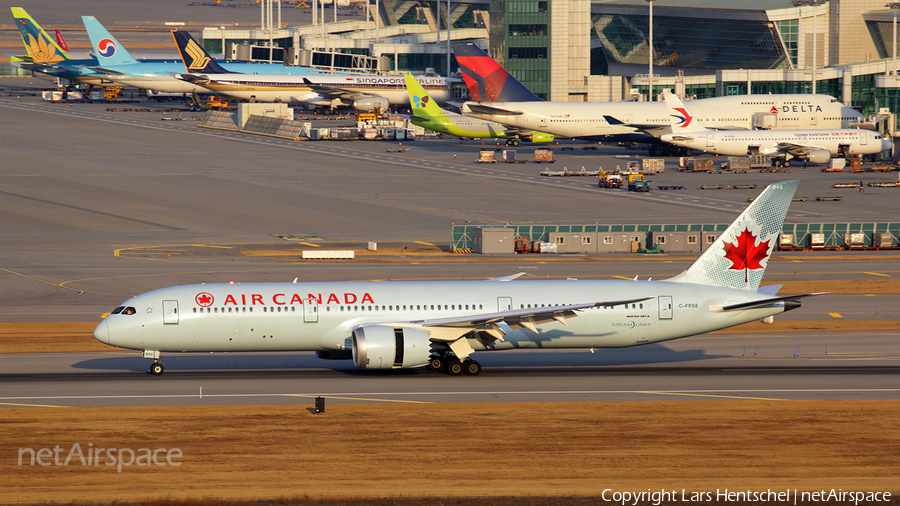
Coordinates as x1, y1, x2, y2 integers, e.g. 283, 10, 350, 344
715, 292, 826, 312
87, 66, 127, 76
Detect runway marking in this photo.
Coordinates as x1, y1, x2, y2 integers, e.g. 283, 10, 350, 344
0, 401, 68, 408
413, 241, 436, 246
298, 242, 321, 247
0, 269, 85, 295
829, 313, 843, 318
286, 394, 431, 404
611, 276, 633, 280
864, 272, 890, 277
638, 391, 783, 401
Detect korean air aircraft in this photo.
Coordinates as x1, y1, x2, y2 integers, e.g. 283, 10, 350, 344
81, 16, 338, 94
95, 182, 821, 376
660, 94, 892, 165
172, 31, 457, 110
452, 43, 865, 156
404, 75, 554, 145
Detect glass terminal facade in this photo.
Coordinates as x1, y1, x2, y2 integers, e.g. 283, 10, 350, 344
592, 14, 789, 70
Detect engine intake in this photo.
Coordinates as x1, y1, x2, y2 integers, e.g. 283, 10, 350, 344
351, 325, 432, 369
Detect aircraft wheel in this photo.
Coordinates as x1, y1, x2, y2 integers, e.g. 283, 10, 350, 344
150, 362, 164, 376
445, 359, 463, 376
512, 139, 519, 146
463, 360, 481, 376
427, 356, 443, 371
784, 160, 791, 167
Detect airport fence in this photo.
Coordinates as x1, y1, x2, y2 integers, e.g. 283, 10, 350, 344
450, 222, 900, 252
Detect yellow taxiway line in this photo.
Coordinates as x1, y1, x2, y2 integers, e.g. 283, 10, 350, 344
639, 391, 783, 401
0, 402, 68, 408
286, 394, 431, 404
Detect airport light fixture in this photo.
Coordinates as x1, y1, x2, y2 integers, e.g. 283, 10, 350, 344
648, 0, 653, 101
793, 0, 824, 94
887, 2, 900, 76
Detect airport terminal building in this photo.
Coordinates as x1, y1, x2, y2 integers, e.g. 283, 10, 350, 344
201, 0, 900, 118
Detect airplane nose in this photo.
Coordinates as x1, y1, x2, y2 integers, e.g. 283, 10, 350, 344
93, 319, 109, 345
884, 139, 893, 152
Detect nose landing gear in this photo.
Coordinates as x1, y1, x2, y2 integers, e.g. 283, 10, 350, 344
143, 349, 164, 375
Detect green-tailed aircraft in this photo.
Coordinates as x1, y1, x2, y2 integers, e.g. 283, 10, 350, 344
404, 74, 553, 146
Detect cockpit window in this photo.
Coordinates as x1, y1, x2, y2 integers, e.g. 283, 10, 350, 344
114, 306, 137, 315
111, 306, 125, 315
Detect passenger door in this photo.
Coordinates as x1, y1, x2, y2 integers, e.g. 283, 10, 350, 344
163, 300, 179, 324
304, 299, 319, 323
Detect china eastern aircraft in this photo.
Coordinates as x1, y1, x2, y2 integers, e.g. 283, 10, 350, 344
404, 75, 554, 146
95, 181, 822, 376
452, 42, 865, 155
660, 94, 892, 165
172, 31, 457, 110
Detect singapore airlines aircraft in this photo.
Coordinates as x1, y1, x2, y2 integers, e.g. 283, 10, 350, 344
404, 75, 554, 145
660, 94, 892, 165
172, 31, 457, 110
452, 43, 864, 155
95, 182, 821, 376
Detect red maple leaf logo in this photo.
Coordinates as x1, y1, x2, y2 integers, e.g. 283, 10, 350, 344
195, 292, 214, 307
723, 228, 770, 282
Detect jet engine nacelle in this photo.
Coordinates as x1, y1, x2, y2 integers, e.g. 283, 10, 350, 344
353, 96, 390, 112
351, 325, 432, 369
804, 149, 831, 164
525, 132, 555, 143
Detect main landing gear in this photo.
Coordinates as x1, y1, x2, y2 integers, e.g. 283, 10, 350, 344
150, 361, 164, 375
427, 354, 481, 376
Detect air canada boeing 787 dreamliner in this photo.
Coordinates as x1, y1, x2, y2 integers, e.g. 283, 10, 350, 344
95, 182, 822, 376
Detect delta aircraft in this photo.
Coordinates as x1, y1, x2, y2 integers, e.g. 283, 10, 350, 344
452, 42, 865, 155
660, 94, 892, 165
94, 182, 822, 376
172, 31, 457, 110
404, 75, 554, 145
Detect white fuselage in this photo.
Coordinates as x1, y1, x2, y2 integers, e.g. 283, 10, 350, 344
195, 74, 456, 106
661, 129, 892, 157
95, 280, 788, 355
462, 95, 863, 142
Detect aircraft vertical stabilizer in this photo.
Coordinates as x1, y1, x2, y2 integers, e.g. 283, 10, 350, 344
82, 16, 139, 66
663, 93, 708, 134
665, 180, 799, 291
171, 31, 232, 74
405, 74, 449, 121
11, 7, 70, 64
451, 42, 541, 103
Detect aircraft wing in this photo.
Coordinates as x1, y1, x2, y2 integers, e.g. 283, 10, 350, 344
774, 142, 827, 157
414, 298, 654, 334
301, 78, 368, 101
463, 103, 524, 116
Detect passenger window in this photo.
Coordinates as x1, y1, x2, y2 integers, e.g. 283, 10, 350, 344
193, 308, 197, 313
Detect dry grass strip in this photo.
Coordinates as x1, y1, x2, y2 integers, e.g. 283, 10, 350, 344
1, 402, 898, 504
